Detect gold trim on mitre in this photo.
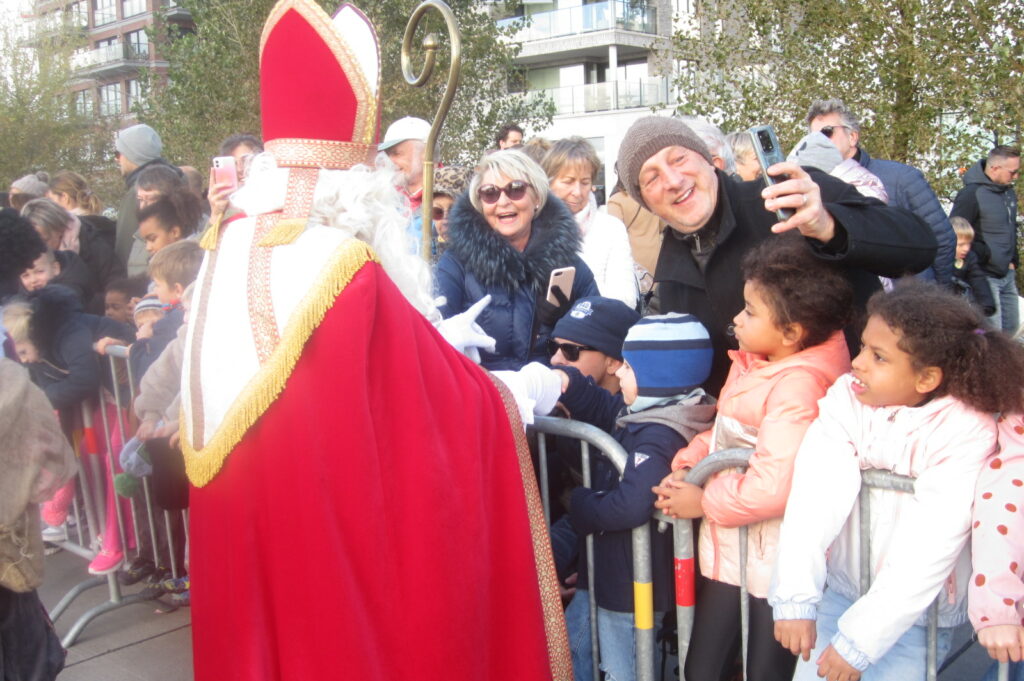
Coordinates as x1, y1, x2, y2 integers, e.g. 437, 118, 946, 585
260, 0, 377, 146
181, 239, 379, 487
265, 138, 376, 170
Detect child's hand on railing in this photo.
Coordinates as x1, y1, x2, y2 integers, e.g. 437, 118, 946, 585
136, 419, 159, 441
774, 618, 817, 661
93, 337, 121, 355
651, 480, 703, 518
978, 624, 1024, 664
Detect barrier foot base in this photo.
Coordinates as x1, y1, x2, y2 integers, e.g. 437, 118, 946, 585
59, 590, 173, 648
48, 576, 107, 623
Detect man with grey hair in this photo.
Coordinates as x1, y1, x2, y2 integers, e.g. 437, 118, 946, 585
806, 98, 956, 286
616, 115, 936, 392
680, 115, 736, 176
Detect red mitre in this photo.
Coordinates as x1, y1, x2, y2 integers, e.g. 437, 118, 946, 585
259, 0, 380, 169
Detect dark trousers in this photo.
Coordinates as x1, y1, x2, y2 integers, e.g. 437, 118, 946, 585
0, 586, 65, 681
684, 577, 797, 681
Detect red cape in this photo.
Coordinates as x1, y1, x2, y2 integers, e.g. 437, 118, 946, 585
189, 261, 569, 680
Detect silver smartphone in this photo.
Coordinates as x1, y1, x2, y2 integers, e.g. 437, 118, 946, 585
748, 125, 794, 221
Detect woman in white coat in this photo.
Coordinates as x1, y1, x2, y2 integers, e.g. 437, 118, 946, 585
542, 137, 638, 310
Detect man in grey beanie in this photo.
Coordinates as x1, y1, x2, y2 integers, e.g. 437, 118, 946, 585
616, 115, 937, 393
113, 123, 182, 274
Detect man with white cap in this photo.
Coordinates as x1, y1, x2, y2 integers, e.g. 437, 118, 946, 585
378, 115, 431, 210
113, 123, 181, 274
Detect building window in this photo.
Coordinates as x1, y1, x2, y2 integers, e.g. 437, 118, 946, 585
93, 0, 117, 26
99, 82, 122, 117
126, 30, 149, 59
74, 89, 93, 116
122, 0, 147, 18
69, 2, 88, 26
126, 79, 143, 110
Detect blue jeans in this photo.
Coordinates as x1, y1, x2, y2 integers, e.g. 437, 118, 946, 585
792, 587, 953, 681
565, 589, 662, 681
987, 270, 1020, 334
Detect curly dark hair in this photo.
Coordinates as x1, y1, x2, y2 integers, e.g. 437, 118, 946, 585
137, 187, 202, 237
740, 234, 853, 349
867, 279, 1024, 414
0, 208, 46, 281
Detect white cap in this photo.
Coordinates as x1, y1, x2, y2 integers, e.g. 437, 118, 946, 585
378, 116, 430, 151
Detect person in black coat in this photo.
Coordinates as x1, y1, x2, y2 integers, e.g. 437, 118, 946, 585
615, 116, 937, 393
950, 216, 997, 316
19, 249, 95, 308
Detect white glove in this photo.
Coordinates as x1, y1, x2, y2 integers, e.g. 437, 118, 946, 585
435, 294, 496, 364
491, 362, 563, 427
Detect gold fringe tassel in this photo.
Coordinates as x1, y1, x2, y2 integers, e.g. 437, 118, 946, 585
199, 215, 222, 251
257, 218, 308, 247
182, 239, 378, 487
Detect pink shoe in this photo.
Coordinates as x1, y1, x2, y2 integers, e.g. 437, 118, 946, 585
41, 480, 76, 527
88, 549, 124, 575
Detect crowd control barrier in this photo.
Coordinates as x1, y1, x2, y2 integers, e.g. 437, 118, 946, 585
530, 415, 658, 681
45, 345, 186, 647
668, 450, 1010, 681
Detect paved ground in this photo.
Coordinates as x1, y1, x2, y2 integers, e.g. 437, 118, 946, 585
39, 547, 994, 680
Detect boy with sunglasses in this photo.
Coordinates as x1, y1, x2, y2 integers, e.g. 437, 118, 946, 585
549, 296, 639, 395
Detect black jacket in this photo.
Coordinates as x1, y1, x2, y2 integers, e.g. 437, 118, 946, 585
951, 160, 1019, 277
26, 285, 132, 410
953, 250, 997, 316
655, 170, 937, 393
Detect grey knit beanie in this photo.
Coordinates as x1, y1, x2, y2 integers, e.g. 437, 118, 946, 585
787, 131, 842, 174
115, 124, 163, 166
617, 116, 713, 210
10, 171, 49, 196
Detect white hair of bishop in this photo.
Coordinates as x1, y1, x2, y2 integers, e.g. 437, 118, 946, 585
231, 152, 439, 324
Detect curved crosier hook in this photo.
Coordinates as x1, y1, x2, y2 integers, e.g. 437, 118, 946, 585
401, 0, 462, 261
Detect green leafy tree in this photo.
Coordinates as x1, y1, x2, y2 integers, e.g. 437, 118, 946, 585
0, 13, 116, 201
667, 0, 1023, 199
141, 0, 553, 169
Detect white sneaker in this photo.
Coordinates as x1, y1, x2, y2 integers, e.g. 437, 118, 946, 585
41, 524, 67, 543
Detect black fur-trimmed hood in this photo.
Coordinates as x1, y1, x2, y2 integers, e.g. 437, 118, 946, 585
446, 192, 582, 293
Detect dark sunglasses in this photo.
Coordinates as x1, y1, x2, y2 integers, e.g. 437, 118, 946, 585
819, 125, 849, 139
547, 340, 598, 362
477, 180, 529, 204
432, 206, 449, 221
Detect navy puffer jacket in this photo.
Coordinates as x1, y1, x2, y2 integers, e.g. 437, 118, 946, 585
435, 193, 599, 371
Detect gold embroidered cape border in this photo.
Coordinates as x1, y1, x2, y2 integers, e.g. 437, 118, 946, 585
487, 374, 573, 681
182, 239, 378, 487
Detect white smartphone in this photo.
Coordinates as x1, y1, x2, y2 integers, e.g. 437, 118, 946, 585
212, 156, 239, 191
546, 266, 576, 305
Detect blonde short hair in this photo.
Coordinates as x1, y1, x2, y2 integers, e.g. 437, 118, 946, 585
949, 216, 974, 240
541, 137, 601, 183
468, 149, 550, 214
2, 299, 33, 344
148, 240, 204, 288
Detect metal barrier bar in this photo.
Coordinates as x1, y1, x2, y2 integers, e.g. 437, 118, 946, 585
47, 348, 178, 647
529, 415, 654, 681
663, 448, 753, 679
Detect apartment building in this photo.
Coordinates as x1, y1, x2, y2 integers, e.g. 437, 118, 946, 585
30, 0, 192, 122
498, 0, 696, 194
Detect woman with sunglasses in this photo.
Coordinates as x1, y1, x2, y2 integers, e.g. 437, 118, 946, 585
435, 149, 600, 371
542, 137, 638, 310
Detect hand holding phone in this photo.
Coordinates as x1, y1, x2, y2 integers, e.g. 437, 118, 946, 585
748, 125, 794, 222
546, 266, 575, 305
212, 156, 239, 192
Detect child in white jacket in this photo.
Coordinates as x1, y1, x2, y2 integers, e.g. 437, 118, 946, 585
769, 281, 1024, 681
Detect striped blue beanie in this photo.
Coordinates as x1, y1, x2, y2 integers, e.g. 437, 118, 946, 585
622, 313, 712, 411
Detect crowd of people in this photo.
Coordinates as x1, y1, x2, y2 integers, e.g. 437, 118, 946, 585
1, 93, 1022, 681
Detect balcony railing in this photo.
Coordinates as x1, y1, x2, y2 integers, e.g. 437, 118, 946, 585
35, 10, 88, 35
498, 1, 658, 42
525, 78, 669, 116
71, 42, 150, 71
